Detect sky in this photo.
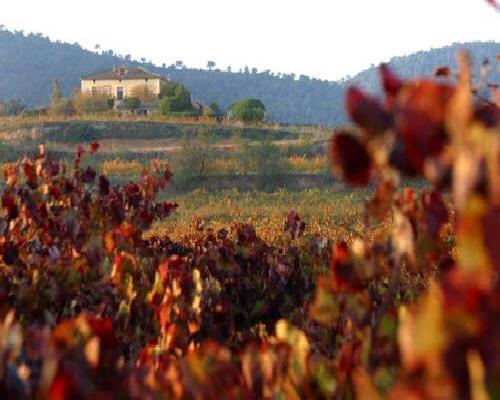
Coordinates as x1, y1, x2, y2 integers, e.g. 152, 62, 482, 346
0, 0, 499, 81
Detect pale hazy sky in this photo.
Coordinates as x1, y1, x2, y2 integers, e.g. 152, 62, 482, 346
1, 0, 499, 80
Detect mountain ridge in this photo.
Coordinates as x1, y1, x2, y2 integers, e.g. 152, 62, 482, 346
0, 28, 497, 125
345, 41, 499, 94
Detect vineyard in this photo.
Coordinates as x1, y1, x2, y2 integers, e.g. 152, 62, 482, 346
0, 118, 335, 192
0, 50, 499, 400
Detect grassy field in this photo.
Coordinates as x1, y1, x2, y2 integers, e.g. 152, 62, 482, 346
149, 188, 375, 244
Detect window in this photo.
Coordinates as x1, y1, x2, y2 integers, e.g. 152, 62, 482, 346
91, 86, 112, 97
117, 87, 124, 100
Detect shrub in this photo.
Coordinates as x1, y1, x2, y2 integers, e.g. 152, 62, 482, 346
73, 91, 110, 114
159, 80, 179, 98
50, 97, 75, 116
203, 102, 223, 119
228, 98, 265, 123
123, 96, 141, 111
106, 98, 115, 110
159, 83, 193, 115
239, 139, 287, 190
173, 130, 216, 187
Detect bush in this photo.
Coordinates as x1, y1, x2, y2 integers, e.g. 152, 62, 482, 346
203, 102, 223, 119
159, 83, 193, 115
123, 96, 141, 111
50, 98, 75, 116
238, 139, 287, 190
173, 130, 216, 187
228, 98, 265, 123
159, 81, 179, 98
106, 98, 115, 110
73, 91, 110, 114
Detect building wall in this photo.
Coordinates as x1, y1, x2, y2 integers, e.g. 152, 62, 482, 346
81, 78, 163, 98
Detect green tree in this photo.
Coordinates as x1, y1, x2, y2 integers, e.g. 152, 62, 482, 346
228, 99, 265, 123
50, 77, 75, 116
159, 81, 178, 99
239, 138, 286, 190
173, 84, 192, 110
203, 102, 223, 119
174, 130, 216, 187
207, 61, 216, 71
159, 83, 193, 115
106, 98, 115, 110
51, 78, 62, 107
123, 96, 141, 111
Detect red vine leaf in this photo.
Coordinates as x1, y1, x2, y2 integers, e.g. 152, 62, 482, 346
345, 87, 392, 137
329, 132, 372, 186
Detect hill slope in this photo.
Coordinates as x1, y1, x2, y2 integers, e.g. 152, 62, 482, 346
0, 28, 498, 125
345, 41, 499, 94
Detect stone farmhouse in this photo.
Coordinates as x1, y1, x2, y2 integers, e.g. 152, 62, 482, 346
81, 66, 168, 113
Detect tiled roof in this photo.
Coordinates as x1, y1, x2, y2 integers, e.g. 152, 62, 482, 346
81, 66, 165, 81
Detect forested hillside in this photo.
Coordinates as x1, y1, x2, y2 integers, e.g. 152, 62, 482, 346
345, 41, 499, 94
0, 27, 497, 125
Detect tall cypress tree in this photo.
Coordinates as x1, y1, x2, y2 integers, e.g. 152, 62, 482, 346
51, 78, 61, 107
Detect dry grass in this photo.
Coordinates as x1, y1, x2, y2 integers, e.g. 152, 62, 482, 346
288, 155, 327, 174
148, 188, 379, 244
101, 159, 144, 177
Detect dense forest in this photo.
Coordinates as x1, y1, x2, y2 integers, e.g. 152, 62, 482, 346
0, 27, 497, 125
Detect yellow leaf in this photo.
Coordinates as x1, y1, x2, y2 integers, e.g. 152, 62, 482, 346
467, 349, 489, 400
398, 281, 447, 372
